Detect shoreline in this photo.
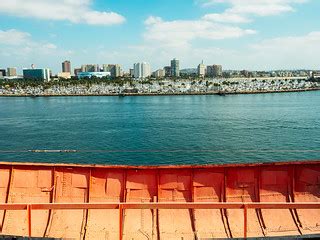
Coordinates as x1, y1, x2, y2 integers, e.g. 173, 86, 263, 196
0, 87, 319, 97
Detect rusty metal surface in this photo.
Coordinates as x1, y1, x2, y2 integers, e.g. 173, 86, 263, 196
0, 160, 319, 239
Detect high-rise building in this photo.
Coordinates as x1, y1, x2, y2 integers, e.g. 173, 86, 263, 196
197, 61, 206, 77
81, 64, 99, 72
170, 58, 180, 77
62, 60, 71, 73
152, 69, 165, 78
206, 64, 222, 77
164, 66, 171, 77
102, 64, 121, 78
133, 62, 151, 79
23, 68, 50, 81
7, 67, 17, 77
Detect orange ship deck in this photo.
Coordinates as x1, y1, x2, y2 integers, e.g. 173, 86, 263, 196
0, 160, 320, 239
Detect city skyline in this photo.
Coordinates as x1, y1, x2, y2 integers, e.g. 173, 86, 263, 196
0, 0, 320, 73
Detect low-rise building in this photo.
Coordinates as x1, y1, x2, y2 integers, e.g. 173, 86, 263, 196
74, 68, 82, 77
0, 69, 6, 78
58, 72, 71, 79
312, 71, 320, 78
7, 67, 17, 77
240, 70, 250, 77
129, 69, 134, 77
164, 66, 171, 77
78, 72, 111, 79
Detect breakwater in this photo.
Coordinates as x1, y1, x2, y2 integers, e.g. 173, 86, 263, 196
0, 77, 319, 96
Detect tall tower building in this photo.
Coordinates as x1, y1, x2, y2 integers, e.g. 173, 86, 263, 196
206, 64, 222, 77
102, 64, 122, 78
197, 60, 206, 77
62, 60, 71, 73
170, 58, 180, 77
81, 64, 99, 72
212, 64, 222, 77
133, 62, 151, 79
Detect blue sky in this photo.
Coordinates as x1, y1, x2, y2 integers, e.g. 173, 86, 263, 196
0, 0, 320, 74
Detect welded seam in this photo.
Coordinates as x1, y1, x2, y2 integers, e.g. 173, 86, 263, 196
288, 166, 303, 235
44, 167, 57, 237
156, 170, 160, 240
0, 166, 13, 232
292, 166, 304, 230
82, 168, 91, 240
256, 167, 266, 236
221, 168, 232, 238
189, 169, 198, 240
121, 169, 127, 239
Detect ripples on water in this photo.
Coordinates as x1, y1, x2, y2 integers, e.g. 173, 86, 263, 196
0, 91, 319, 165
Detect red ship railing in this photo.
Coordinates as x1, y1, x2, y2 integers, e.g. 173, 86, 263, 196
1, 202, 319, 239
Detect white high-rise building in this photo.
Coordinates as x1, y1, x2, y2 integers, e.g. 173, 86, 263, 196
133, 62, 151, 79
197, 60, 206, 77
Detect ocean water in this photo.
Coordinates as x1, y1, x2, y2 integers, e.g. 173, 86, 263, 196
0, 91, 319, 165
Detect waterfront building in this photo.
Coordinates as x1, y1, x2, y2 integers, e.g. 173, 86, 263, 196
0, 69, 6, 78
206, 64, 222, 77
152, 69, 165, 78
58, 72, 71, 79
62, 60, 71, 73
81, 64, 99, 72
7, 67, 17, 77
74, 68, 81, 76
240, 70, 250, 77
197, 61, 206, 77
133, 62, 151, 79
312, 71, 320, 78
78, 72, 111, 79
23, 68, 50, 81
164, 66, 171, 77
170, 58, 180, 77
102, 64, 121, 78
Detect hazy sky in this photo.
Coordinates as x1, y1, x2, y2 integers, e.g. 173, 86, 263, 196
0, 0, 320, 74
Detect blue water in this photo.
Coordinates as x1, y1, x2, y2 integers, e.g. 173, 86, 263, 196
0, 91, 319, 165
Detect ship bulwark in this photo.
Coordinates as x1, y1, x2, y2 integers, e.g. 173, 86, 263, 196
0, 161, 319, 239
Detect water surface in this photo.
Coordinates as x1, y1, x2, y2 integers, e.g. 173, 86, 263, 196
0, 91, 319, 165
